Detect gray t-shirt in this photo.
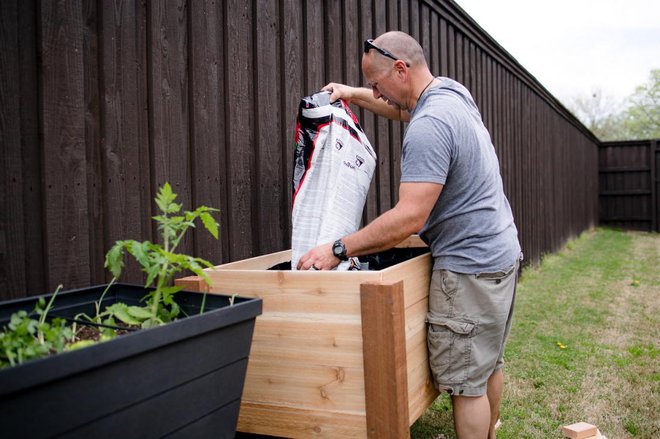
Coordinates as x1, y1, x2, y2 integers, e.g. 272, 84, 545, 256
402, 77, 520, 273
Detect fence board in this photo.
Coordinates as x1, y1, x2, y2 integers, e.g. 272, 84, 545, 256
455, 32, 464, 84
430, 12, 439, 75
281, 0, 304, 245
149, 0, 192, 257
374, 2, 391, 216
447, 23, 455, 78
83, 0, 104, 284
188, 0, 225, 264
40, 0, 91, 291
421, 4, 431, 64
304, 1, 324, 93
18, 0, 44, 296
100, 0, 151, 284
255, 0, 284, 255
410, 0, 420, 40
438, 17, 448, 77
325, 0, 343, 84
359, 0, 378, 224
389, 0, 403, 207
0, 0, 26, 298
225, 0, 255, 261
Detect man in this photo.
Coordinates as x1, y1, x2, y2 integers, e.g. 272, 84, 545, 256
297, 31, 521, 438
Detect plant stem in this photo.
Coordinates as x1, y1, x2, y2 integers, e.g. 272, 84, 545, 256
38, 284, 63, 345
95, 277, 117, 320
40, 284, 63, 327
5, 348, 15, 367
150, 210, 172, 324
151, 267, 168, 323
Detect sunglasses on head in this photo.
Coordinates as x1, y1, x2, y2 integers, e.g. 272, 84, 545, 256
363, 39, 410, 67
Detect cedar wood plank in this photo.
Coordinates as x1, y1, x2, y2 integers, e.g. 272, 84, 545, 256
360, 280, 410, 439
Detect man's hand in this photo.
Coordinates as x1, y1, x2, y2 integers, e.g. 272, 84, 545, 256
322, 82, 358, 104
296, 242, 340, 271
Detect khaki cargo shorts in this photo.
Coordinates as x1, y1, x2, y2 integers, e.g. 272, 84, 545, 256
426, 257, 520, 397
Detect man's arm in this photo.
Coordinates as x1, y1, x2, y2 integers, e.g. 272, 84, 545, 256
296, 182, 442, 270
322, 83, 411, 122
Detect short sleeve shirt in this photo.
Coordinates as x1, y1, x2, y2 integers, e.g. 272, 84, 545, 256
401, 77, 520, 273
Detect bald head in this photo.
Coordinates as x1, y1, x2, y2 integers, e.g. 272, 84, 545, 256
361, 31, 435, 113
369, 31, 428, 70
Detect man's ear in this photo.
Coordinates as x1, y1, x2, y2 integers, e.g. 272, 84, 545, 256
393, 60, 408, 79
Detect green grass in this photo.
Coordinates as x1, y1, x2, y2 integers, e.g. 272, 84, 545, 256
411, 228, 659, 438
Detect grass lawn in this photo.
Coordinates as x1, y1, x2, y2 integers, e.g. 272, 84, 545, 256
411, 228, 659, 438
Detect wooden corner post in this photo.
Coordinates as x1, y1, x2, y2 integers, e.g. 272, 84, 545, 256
360, 280, 410, 439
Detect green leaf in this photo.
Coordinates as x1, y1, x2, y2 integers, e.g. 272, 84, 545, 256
155, 182, 176, 214
145, 265, 161, 288
200, 212, 219, 239
126, 241, 151, 268
105, 241, 127, 278
169, 216, 185, 226
26, 320, 38, 335
198, 257, 215, 269
106, 303, 141, 326
161, 285, 183, 296
141, 318, 161, 329
168, 301, 180, 320
152, 215, 167, 226
126, 306, 152, 320
196, 271, 212, 288
161, 251, 185, 267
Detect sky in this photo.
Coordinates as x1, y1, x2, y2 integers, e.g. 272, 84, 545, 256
453, 0, 660, 109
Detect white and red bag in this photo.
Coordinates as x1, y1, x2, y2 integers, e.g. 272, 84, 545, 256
291, 92, 376, 270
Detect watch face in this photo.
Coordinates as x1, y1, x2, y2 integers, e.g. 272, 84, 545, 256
333, 240, 346, 260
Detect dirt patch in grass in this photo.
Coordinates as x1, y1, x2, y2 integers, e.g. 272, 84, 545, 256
576, 232, 659, 438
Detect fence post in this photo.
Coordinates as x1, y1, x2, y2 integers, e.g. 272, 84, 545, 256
652, 139, 659, 232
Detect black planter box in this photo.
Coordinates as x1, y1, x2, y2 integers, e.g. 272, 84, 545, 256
0, 283, 262, 439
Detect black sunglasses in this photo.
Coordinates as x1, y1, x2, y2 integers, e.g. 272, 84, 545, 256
363, 39, 410, 67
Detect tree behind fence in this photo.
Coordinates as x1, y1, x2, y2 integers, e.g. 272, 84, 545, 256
0, 0, 599, 299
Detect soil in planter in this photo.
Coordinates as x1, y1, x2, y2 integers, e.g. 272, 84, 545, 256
268, 247, 429, 271
73, 322, 133, 343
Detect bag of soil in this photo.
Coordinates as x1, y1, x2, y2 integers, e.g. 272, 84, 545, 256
291, 92, 376, 270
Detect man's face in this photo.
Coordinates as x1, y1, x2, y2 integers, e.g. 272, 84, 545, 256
362, 55, 405, 110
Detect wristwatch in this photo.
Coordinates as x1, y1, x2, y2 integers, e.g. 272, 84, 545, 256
332, 239, 348, 261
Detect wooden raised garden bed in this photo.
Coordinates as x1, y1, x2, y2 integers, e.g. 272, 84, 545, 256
176, 236, 438, 438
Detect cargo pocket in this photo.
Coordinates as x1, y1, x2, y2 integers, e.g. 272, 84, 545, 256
426, 315, 476, 386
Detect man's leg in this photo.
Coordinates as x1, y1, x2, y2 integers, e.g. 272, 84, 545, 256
452, 394, 491, 438
451, 370, 503, 439
428, 260, 518, 438
487, 369, 504, 438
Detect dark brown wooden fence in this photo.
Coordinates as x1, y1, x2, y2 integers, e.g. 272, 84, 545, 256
599, 140, 659, 231
0, 0, 600, 300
